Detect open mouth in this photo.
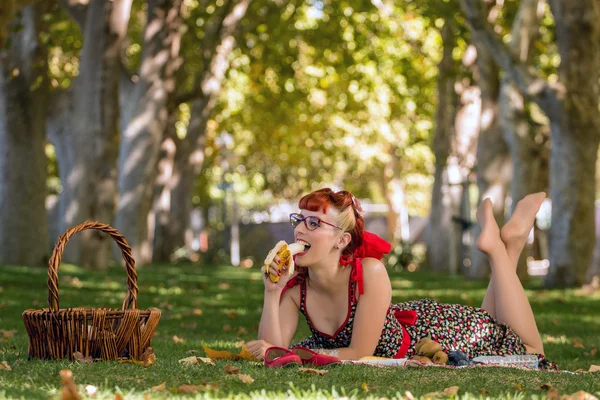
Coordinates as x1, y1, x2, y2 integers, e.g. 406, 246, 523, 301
296, 240, 311, 256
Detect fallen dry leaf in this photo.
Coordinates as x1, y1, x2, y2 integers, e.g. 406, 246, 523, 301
573, 338, 586, 349
235, 327, 248, 335
479, 388, 490, 395
142, 347, 156, 367
177, 384, 204, 394
538, 382, 553, 390
0, 330, 16, 339
515, 383, 525, 391
186, 350, 200, 355
191, 309, 203, 316
361, 382, 368, 392
219, 282, 231, 290
299, 367, 328, 375
73, 352, 93, 364
114, 394, 124, 400
178, 356, 215, 367
444, 386, 459, 395
547, 388, 560, 400
60, 369, 81, 400
226, 311, 238, 320
202, 344, 257, 361
151, 382, 166, 392
0, 361, 12, 371
172, 335, 185, 344
237, 373, 254, 384
224, 364, 240, 374
223, 324, 232, 332
585, 348, 598, 357
589, 365, 600, 373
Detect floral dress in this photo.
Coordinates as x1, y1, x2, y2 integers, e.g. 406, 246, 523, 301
284, 232, 556, 369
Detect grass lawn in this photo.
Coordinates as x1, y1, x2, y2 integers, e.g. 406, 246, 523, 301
0, 261, 599, 399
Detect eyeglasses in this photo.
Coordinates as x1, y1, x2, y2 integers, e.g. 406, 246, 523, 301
289, 213, 342, 231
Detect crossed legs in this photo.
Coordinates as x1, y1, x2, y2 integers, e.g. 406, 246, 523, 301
476, 193, 546, 354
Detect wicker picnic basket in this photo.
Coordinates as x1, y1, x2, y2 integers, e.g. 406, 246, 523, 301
22, 221, 161, 361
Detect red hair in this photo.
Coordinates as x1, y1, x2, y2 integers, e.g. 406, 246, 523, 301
298, 188, 364, 256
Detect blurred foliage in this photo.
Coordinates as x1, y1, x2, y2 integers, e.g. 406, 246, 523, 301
385, 240, 426, 272
205, 0, 445, 215
40, 0, 560, 217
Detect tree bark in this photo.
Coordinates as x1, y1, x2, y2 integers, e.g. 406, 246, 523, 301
544, 0, 600, 286
427, 23, 466, 274
0, 0, 43, 47
114, 0, 184, 265
0, 3, 49, 266
460, 0, 600, 287
57, 0, 132, 268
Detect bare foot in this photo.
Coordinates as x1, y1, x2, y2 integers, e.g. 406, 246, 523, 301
500, 192, 546, 266
476, 198, 503, 255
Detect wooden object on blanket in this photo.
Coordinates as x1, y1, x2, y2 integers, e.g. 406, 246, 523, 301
22, 221, 161, 361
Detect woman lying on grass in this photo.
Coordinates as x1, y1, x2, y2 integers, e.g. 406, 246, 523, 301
247, 188, 555, 369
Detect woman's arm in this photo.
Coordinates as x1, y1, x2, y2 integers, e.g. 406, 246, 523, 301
257, 287, 299, 348
345, 258, 392, 359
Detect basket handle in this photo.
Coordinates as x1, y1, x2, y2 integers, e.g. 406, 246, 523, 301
47, 221, 138, 312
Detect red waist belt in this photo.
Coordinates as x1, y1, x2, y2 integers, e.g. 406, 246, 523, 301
392, 309, 417, 359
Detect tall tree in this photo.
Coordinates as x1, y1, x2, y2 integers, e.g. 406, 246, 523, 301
427, 23, 464, 274
468, 1, 512, 280
151, 0, 250, 262
460, 0, 600, 286
51, 0, 132, 268
0, 3, 50, 266
115, 0, 185, 265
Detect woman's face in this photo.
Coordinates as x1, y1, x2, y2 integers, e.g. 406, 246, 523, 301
293, 207, 343, 266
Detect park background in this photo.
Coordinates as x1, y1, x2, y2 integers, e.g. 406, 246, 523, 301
1, 0, 600, 398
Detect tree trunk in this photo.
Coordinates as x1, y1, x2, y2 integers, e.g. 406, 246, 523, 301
0, 0, 42, 47
0, 4, 49, 266
544, 0, 600, 287
152, 111, 199, 262
383, 147, 407, 243
468, 40, 511, 280
460, 0, 600, 287
151, 0, 250, 262
47, 90, 73, 247
58, 0, 132, 268
427, 23, 465, 274
500, 0, 547, 281
114, 0, 184, 265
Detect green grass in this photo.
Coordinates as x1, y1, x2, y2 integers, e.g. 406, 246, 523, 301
0, 263, 599, 399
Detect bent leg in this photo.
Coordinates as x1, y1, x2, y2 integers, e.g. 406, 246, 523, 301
481, 193, 546, 318
476, 198, 544, 354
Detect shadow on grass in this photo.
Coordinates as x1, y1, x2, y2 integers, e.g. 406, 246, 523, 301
0, 263, 599, 399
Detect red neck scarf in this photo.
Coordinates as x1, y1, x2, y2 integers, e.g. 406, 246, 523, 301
284, 231, 391, 297
339, 231, 391, 297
